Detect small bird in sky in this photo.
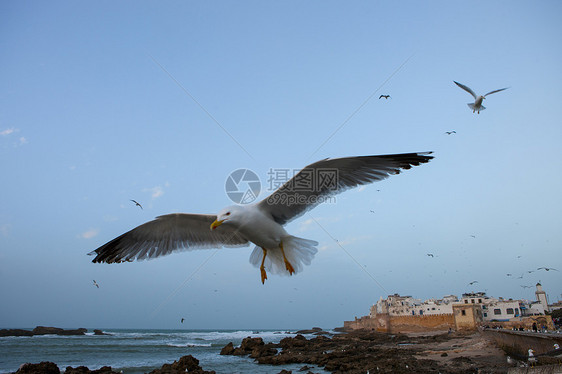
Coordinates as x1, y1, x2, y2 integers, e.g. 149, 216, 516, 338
130, 199, 143, 209
468, 280, 478, 285
527, 270, 535, 274
93, 280, 99, 288
470, 235, 476, 238
180, 318, 185, 323
506, 273, 512, 277
369, 210, 375, 214
516, 274, 524, 279
454, 81, 509, 114
537, 267, 558, 272
379, 94, 391, 99
427, 253, 434, 257
521, 285, 533, 289
445, 131, 456, 135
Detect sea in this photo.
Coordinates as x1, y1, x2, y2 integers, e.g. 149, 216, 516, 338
0, 329, 331, 374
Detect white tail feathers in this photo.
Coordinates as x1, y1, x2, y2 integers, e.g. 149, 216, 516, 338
249, 236, 318, 276
468, 103, 485, 111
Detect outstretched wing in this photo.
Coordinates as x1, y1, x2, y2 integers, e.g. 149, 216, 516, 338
484, 87, 509, 97
89, 213, 249, 263
256, 152, 433, 225
454, 81, 477, 99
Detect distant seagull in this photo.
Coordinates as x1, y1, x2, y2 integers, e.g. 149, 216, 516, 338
369, 210, 375, 214
130, 199, 143, 210
506, 273, 512, 277
427, 253, 434, 257
516, 274, 524, 279
537, 267, 558, 272
445, 131, 456, 135
454, 81, 509, 114
180, 318, 185, 323
527, 270, 535, 274
521, 285, 533, 289
468, 280, 478, 285
93, 280, 99, 288
470, 235, 476, 238
379, 95, 391, 100
517, 255, 522, 259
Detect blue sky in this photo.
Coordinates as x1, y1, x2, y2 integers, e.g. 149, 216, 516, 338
1, 1, 561, 330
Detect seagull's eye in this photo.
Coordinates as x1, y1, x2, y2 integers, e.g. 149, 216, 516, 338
225, 212, 230, 216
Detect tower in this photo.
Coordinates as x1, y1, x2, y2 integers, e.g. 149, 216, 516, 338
535, 283, 549, 312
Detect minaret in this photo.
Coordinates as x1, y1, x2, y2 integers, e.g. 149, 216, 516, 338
535, 283, 549, 312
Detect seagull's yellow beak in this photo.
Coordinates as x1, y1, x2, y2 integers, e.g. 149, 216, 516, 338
210, 219, 224, 231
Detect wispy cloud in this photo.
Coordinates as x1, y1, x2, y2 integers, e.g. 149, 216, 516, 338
79, 228, 99, 239
18, 137, 28, 145
144, 182, 169, 199
1, 128, 16, 136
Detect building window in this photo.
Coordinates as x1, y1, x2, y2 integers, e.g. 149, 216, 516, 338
515, 308, 520, 315
506, 308, 514, 315
419, 310, 423, 315
484, 312, 488, 317
461, 310, 466, 316
482, 305, 487, 310
471, 299, 475, 303
494, 309, 501, 315
464, 300, 468, 304
478, 299, 482, 303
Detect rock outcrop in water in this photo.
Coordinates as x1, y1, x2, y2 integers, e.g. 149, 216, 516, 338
0, 326, 88, 337
11, 355, 215, 374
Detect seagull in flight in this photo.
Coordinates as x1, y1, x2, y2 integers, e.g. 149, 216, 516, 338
468, 280, 478, 286
537, 267, 558, 272
89, 153, 433, 284
445, 131, 456, 135
130, 199, 143, 210
454, 81, 509, 114
521, 285, 533, 289
180, 318, 185, 323
379, 95, 391, 100
93, 280, 99, 288
427, 253, 435, 258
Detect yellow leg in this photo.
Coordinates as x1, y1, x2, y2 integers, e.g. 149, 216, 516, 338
280, 241, 295, 275
260, 248, 268, 284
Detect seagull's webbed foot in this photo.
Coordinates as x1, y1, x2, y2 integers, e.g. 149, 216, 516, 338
260, 248, 268, 284
279, 241, 295, 276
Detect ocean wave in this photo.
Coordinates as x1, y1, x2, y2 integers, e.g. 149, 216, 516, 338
166, 342, 212, 347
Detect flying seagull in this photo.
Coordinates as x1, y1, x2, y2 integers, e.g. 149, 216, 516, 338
445, 131, 456, 135
468, 280, 478, 285
537, 267, 558, 272
521, 285, 533, 289
427, 253, 434, 257
379, 95, 391, 99
89, 152, 433, 284
454, 81, 509, 114
130, 199, 143, 210
93, 280, 99, 288
181, 318, 185, 323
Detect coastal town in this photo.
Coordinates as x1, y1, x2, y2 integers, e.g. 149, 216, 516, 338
344, 283, 561, 333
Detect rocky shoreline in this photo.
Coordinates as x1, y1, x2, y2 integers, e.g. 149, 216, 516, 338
9, 328, 562, 373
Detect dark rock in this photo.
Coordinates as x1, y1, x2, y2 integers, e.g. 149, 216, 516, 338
147, 355, 215, 374
219, 342, 235, 355
64, 366, 120, 374
15, 362, 60, 374
0, 329, 34, 337
93, 330, 111, 336
277, 370, 292, 374
441, 352, 448, 357
32, 326, 87, 336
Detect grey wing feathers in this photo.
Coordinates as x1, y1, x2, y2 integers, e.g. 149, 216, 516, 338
257, 152, 433, 225
454, 81, 477, 99
89, 213, 249, 263
484, 87, 509, 96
